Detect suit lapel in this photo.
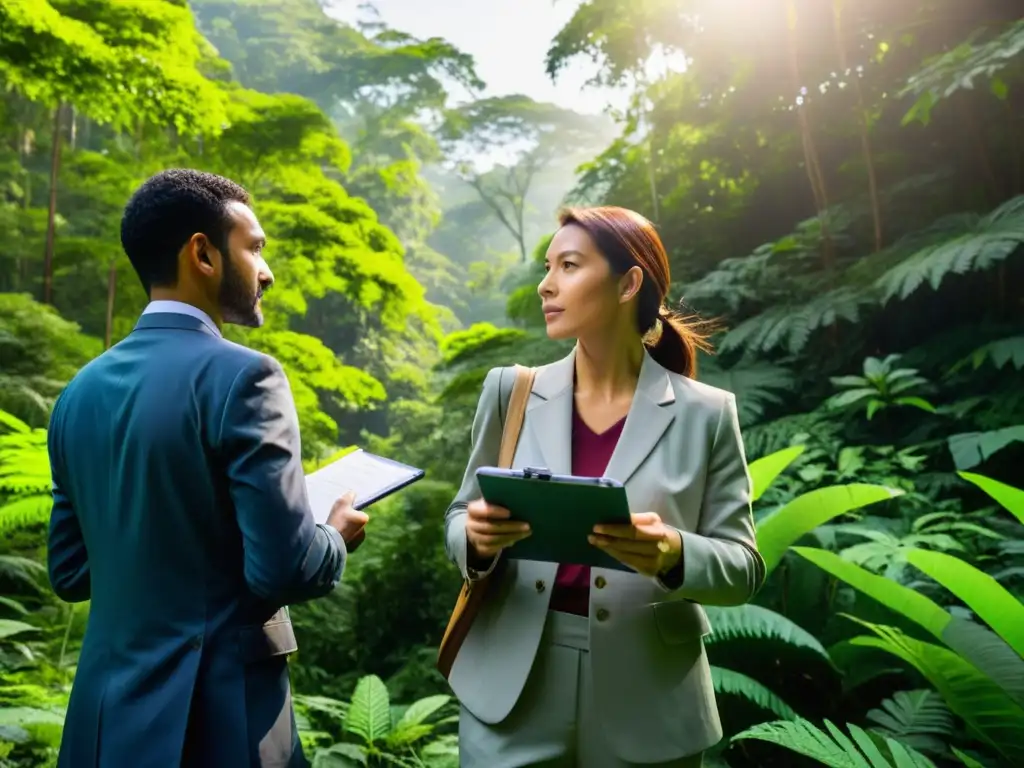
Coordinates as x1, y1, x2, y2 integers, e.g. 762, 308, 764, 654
525, 352, 575, 475
524, 347, 676, 484
603, 351, 676, 486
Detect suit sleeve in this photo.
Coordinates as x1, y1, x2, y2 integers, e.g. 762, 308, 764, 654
660, 392, 766, 604
220, 354, 346, 604
46, 394, 91, 603
444, 367, 505, 581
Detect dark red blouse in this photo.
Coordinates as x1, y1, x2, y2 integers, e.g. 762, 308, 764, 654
548, 405, 626, 616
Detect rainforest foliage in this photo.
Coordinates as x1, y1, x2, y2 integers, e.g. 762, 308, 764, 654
0, 0, 1022, 766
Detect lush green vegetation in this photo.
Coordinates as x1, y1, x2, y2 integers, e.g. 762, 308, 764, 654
1, 0, 1022, 766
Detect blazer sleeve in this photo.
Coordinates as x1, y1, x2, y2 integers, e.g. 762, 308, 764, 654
444, 367, 507, 581
662, 392, 766, 605
220, 354, 347, 605
46, 393, 91, 603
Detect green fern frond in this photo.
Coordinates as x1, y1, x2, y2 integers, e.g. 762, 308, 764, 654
698, 358, 796, 425
0, 494, 51, 536
718, 287, 870, 356
866, 689, 954, 756
704, 604, 832, 665
710, 666, 797, 720
955, 335, 1024, 373
732, 717, 938, 767
875, 196, 1024, 304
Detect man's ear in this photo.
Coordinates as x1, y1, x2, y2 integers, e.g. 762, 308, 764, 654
185, 233, 219, 279
619, 266, 644, 304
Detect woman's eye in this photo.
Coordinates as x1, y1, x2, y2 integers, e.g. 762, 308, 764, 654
562, 261, 576, 270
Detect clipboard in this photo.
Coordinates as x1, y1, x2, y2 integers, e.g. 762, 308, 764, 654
475, 466, 633, 572
305, 449, 424, 524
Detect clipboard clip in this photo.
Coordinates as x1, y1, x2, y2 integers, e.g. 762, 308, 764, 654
522, 467, 553, 481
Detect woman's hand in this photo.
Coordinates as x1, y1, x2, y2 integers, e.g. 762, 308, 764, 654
589, 512, 682, 578
465, 498, 531, 560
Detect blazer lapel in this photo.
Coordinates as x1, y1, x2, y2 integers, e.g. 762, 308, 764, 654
603, 351, 676, 486
524, 347, 676, 485
525, 351, 575, 475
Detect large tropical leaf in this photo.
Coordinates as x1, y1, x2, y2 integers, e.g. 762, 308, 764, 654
747, 445, 805, 503
905, 548, 1024, 658
732, 717, 937, 767
710, 666, 797, 720
344, 675, 392, 746
793, 547, 1024, 708
386, 693, 451, 748
757, 485, 904, 573
866, 690, 954, 756
957, 472, 1024, 525
847, 619, 1024, 765
948, 426, 1024, 471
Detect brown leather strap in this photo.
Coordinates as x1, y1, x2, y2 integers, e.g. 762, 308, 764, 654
498, 365, 535, 469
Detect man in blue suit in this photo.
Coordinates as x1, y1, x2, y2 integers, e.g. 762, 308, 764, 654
46, 169, 368, 767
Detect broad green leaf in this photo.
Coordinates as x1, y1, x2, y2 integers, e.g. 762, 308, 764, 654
0, 410, 30, 434
948, 426, 1024, 471
951, 747, 985, 767
958, 472, 1024, 525
344, 675, 392, 746
905, 549, 1024, 658
847, 619, 1024, 765
792, 547, 950, 636
757, 485, 904, 573
710, 666, 797, 720
748, 445, 805, 502
0, 619, 38, 641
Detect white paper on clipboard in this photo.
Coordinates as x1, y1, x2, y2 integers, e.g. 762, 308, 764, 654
304, 449, 424, 524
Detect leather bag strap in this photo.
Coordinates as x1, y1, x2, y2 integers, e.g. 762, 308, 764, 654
498, 365, 535, 469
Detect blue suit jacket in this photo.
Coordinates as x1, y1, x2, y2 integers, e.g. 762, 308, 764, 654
46, 311, 347, 768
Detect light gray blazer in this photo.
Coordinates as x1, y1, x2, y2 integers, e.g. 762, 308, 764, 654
444, 347, 765, 763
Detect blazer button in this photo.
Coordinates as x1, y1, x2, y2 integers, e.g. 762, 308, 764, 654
535, 579, 546, 593
594, 576, 607, 589
596, 608, 609, 622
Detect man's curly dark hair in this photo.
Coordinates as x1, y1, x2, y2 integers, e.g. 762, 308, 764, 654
120, 169, 251, 293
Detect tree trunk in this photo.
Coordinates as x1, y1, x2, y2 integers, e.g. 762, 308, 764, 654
833, 1, 883, 252
786, 1, 835, 278
43, 103, 65, 306
105, 260, 117, 349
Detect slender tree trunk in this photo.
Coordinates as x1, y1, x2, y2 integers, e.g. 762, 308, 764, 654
105, 260, 117, 349
43, 103, 65, 306
786, 1, 835, 278
833, 1, 883, 251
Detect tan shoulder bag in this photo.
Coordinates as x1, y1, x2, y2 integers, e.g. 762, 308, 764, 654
436, 364, 536, 678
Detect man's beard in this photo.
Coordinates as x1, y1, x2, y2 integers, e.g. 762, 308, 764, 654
219, 249, 263, 328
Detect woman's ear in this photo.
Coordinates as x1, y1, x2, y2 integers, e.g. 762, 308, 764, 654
618, 266, 644, 304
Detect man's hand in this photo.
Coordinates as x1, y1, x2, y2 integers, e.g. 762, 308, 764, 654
589, 512, 682, 578
326, 491, 370, 553
466, 498, 531, 560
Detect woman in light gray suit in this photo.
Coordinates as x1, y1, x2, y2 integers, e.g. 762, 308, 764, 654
444, 206, 766, 768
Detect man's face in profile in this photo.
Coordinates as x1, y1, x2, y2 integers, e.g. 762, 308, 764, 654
218, 201, 272, 328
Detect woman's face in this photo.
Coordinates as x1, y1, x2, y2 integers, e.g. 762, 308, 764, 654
538, 223, 641, 341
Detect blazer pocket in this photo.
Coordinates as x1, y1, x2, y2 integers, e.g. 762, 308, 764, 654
651, 600, 712, 645
238, 608, 299, 664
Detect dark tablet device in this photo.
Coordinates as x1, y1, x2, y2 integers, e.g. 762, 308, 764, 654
476, 466, 633, 572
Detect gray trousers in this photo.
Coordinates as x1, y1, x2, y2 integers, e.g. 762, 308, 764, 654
458, 611, 704, 768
